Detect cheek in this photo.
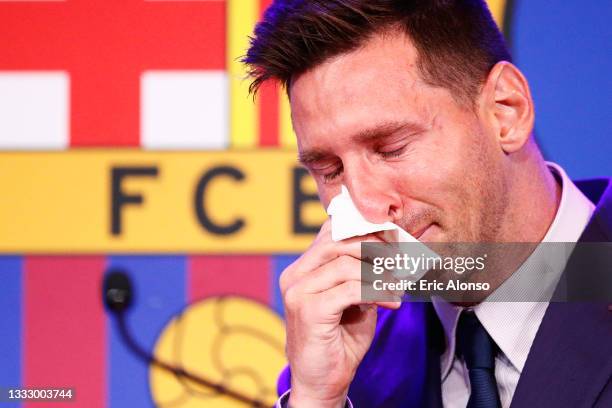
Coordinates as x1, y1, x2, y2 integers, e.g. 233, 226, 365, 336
400, 136, 466, 201
425, 114, 487, 186
394, 126, 487, 223
314, 180, 340, 210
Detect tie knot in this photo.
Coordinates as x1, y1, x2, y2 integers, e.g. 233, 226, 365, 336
456, 311, 497, 370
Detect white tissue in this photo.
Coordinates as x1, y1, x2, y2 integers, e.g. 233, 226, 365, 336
326, 186, 420, 243
326, 185, 439, 279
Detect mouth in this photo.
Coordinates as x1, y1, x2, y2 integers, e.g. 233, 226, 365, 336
412, 223, 433, 240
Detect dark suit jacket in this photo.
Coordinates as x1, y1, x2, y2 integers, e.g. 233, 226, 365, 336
278, 178, 612, 407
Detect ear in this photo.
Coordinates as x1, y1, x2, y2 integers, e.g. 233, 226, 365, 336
480, 62, 535, 154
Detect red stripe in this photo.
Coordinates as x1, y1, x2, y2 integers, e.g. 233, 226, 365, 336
24, 256, 106, 408
188, 256, 271, 305
258, 80, 280, 147
0, 1, 225, 147
258, 0, 280, 147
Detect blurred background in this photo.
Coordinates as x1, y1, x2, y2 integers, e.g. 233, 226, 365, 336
0, 1, 610, 407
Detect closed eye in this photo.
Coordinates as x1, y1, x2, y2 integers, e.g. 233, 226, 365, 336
322, 165, 343, 182
378, 145, 407, 158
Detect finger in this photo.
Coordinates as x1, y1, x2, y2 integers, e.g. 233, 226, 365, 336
311, 280, 402, 318
374, 301, 403, 310
298, 255, 403, 298
283, 235, 394, 290
298, 255, 362, 294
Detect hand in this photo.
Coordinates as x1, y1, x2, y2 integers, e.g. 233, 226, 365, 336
280, 219, 401, 408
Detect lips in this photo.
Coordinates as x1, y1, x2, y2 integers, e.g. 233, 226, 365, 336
411, 224, 432, 240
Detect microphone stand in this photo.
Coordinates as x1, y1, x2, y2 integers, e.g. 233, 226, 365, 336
105, 270, 269, 408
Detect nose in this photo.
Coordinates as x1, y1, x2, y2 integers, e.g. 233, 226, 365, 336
343, 161, 403, 224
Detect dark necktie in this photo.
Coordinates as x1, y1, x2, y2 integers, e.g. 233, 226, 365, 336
456, 310, 502, 408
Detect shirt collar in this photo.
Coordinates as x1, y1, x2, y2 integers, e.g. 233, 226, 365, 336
540, 161, 595, 242
434, 161, 595, 379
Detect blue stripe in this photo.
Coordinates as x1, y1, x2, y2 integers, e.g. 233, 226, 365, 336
511, 0, 612, 178
107, 256, 186, 408
271, 255, 300, 319
0, 256, 22, 408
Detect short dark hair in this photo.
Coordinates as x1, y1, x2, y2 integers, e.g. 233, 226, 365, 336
243, 0, 511, 105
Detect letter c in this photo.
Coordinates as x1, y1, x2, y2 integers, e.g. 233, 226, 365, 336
194, 166, 245, 235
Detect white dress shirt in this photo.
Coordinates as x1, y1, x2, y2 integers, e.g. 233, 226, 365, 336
277, 162, 594, 408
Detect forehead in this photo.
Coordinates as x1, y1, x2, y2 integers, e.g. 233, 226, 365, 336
289, 31, 436, 145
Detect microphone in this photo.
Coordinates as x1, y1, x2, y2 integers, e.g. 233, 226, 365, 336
102, 268, 268, 407
103, 270, 132, 313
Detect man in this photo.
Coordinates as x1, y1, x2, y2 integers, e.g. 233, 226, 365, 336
243, 1, 612, 407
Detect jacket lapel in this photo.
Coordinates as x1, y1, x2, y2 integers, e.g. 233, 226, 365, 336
510, 301, 612, 407
422, 303, 444, 408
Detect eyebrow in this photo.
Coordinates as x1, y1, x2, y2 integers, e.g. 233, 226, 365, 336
298, 150, 330, 166
297, 120, 423, 165
353, 120, 423, 144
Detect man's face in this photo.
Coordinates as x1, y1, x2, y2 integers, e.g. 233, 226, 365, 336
290, 31, 510, 243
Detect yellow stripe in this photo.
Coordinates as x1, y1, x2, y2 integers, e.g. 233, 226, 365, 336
279, 89, 297, 148
485, 0, 508, 30
0, 151, 326, 253
228, 0, 259, 148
